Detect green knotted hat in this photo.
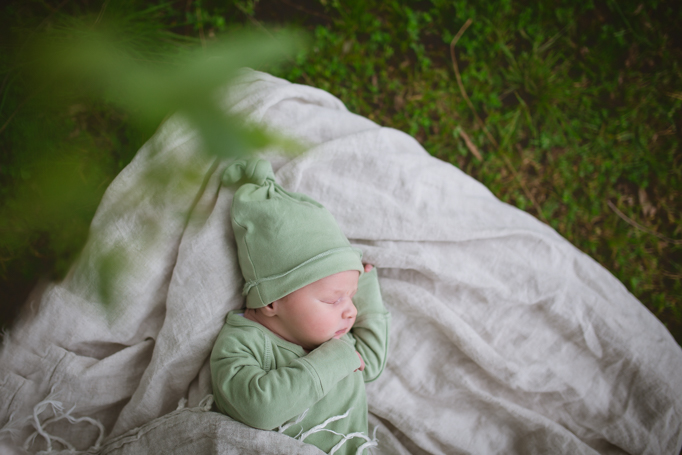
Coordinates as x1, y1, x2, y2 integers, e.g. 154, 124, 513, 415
223, 158, 363, 309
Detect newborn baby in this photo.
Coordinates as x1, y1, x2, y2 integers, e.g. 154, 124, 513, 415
211, 158, 390, 455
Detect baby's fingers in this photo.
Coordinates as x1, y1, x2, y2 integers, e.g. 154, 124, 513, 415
355, 351, 366, 372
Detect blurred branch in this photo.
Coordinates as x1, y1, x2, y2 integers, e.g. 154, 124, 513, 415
450, 18, 498, 149
94, 0, 111, 26
607, 200, 682, 245
457, 128, 482, 160
449, 19, 546, 223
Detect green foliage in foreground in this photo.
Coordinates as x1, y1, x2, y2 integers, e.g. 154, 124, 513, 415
0, 0, 301, 327
1, 0, 681, 344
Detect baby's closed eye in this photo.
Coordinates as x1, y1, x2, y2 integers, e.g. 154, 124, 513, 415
323, 292, 356, 305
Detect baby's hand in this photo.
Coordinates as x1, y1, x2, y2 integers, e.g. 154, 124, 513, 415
363, 263, 374, 273
355, 351, 365, 372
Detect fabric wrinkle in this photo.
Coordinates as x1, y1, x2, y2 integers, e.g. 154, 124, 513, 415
0, 68, 680, 455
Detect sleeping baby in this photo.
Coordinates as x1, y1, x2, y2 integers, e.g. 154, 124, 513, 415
210, 158, 391, 455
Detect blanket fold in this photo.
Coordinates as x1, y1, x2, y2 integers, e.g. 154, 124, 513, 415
1, 69, 680, 455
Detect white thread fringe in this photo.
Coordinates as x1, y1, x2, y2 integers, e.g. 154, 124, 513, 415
278, 408, 379, 455
177, 395, 213, 412
1, 393, 216, 454
16, 388, 105, 453
198, 394, 214, 411
0, 410, 34, 446
278, 409, 309, 436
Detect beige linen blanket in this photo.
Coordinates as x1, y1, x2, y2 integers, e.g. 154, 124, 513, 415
1, 70, 681, 455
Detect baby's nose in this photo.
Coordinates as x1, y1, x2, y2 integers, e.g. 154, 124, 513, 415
342, 298, 357, 318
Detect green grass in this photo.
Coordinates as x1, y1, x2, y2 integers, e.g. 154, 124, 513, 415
1, 0, 681, 343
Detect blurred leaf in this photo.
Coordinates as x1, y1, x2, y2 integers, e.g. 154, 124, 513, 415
30, 26, 306, 157
2, 10, 308, 316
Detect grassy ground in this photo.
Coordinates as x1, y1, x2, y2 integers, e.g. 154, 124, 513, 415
1, 0, 681, 344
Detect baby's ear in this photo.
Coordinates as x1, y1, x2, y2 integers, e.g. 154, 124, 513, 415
260, 302, 278, 317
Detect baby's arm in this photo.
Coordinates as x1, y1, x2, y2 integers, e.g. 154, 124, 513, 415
211, 326, 361, 430
350, 265, 391, 382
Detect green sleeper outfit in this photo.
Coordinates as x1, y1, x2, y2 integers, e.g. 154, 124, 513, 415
211, 268, 390, 455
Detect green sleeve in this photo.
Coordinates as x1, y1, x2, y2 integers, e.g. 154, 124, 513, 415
351, 268, 391, 382
211, 329, 360, 430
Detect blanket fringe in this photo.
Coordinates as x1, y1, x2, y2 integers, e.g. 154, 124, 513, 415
278, 408, 309, 437
13, 388, 106, 453
176, 394, 213, 412
2, 393, 216, 454
328, 424, 379, 455
278, 407, 379, 455
176, 397, 188, 410
198, 394, 214, 411
0, 409, 34, 443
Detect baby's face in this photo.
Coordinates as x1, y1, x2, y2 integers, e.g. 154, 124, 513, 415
273, 270, 359, 351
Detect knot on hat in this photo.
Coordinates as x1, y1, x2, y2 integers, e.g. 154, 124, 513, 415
222, 158, 274, 187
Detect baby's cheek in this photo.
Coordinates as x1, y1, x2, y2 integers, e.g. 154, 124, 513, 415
310, 317, 332, 333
